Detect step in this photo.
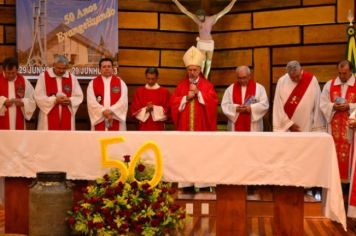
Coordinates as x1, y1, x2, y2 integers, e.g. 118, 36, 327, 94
175, 191, 323, 218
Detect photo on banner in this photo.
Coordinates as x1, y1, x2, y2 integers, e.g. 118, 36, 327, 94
16, 0, 118, 80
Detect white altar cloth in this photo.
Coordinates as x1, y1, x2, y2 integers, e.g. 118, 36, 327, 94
0, 130, 346, 229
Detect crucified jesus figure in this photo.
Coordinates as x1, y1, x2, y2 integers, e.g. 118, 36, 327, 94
172, 0, 237, 79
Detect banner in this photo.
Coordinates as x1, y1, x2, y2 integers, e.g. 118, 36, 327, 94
16, 0, 118, 80
346, 25, 356, 73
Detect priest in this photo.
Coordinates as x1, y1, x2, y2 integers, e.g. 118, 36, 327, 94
131, 67, 170, 131
170, 46, 218, 131
221, 65, 269, 131
273, 60, 325, 132
34, 55, 83, 130
87, 58, 128, 131
0, 57, 36, 130
320, 60, 356, 182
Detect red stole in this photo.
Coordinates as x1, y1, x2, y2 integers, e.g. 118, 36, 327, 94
0, 74, 25, 130
329, 79, 356, 181
233, 80, 256, 131
93, 76, 122, 131
45, 71, 72, 130
284, 72, 313, 119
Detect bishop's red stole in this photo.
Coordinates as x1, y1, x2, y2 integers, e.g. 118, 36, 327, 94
45, 71, 72, 130
283, 72, 313, 119
329, 79, 356, 181
93, 76, 121, 131
233, 79, 256, 131
0, 74, 25, 129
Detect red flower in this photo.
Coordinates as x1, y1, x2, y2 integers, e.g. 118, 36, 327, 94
144, 188, 153, 195
137, 164, 145, 172
101, 207, 110, 215
95, 222, 104, 229
169, 204, 180, 212
152, 202, 161, 210
82, 209, 90, 216
73, 205, 80, 212
67, 216, 75, 225
135, 224, 143, 233
130, 181, 138, 189
151, 218, 160, 227
142, 183, 150, 190
123, 155, 131, 163
168, 188, 176, 195
119, 222, 129, 231
88, 220, 94, 229
161, 187, 168, 193
105, 188, 115, 197
103, 174, 110, 181
156, 211, 164, 219
90, 196, 100, 204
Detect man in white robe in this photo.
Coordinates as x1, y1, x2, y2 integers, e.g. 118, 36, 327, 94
34, 55, 83, 130
0, 57, 36, 130
87, 58, 128, 131
273, 60, 325, 132
221, 65, 269, 131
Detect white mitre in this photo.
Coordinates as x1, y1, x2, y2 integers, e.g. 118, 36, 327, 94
183, 46, 205, 67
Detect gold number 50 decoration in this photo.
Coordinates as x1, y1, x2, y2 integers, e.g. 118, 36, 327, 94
99, 136, 163, 188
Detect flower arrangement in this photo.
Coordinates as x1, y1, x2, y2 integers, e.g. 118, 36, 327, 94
67, 155, 187, 236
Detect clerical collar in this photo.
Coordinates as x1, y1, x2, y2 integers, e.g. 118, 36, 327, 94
336, 75, 355, 86
49, 67, 69, 79
102, 75, 112, 80
189, 78, 199, 84
145, 83, 160, 89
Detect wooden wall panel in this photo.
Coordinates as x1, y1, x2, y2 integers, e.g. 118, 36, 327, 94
0, 6, 15, 23
272, 65, 337, 83
5, 25, 15, 44
0, 25, 3, 44
160, 13, 251, 32
272, 45, 346, 65
212, 50, 253, 68
214, 27, 300, 49
119, 12, 158, 29
211, 69, 236, 86
5, 0, 15, 4
0, 0, 4, 4
214, 13, 252, 31
119, 30, 196, 49
119, 1, 178, 12
118, 49, 159, 67
253, 48, 271, 97
120, 67, 185, 86
303, 0, 335, 5
213, 0, 301, 13
253, 6, 335, 28
337, 0, 355, 23
161, 50, 185, 68
304, 24, 348, 44
0, 45, 16, 61
161, 49, 253, 68
160, 14, 197, 32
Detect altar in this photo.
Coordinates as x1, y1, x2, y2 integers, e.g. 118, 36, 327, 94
0, 130, 347, 234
